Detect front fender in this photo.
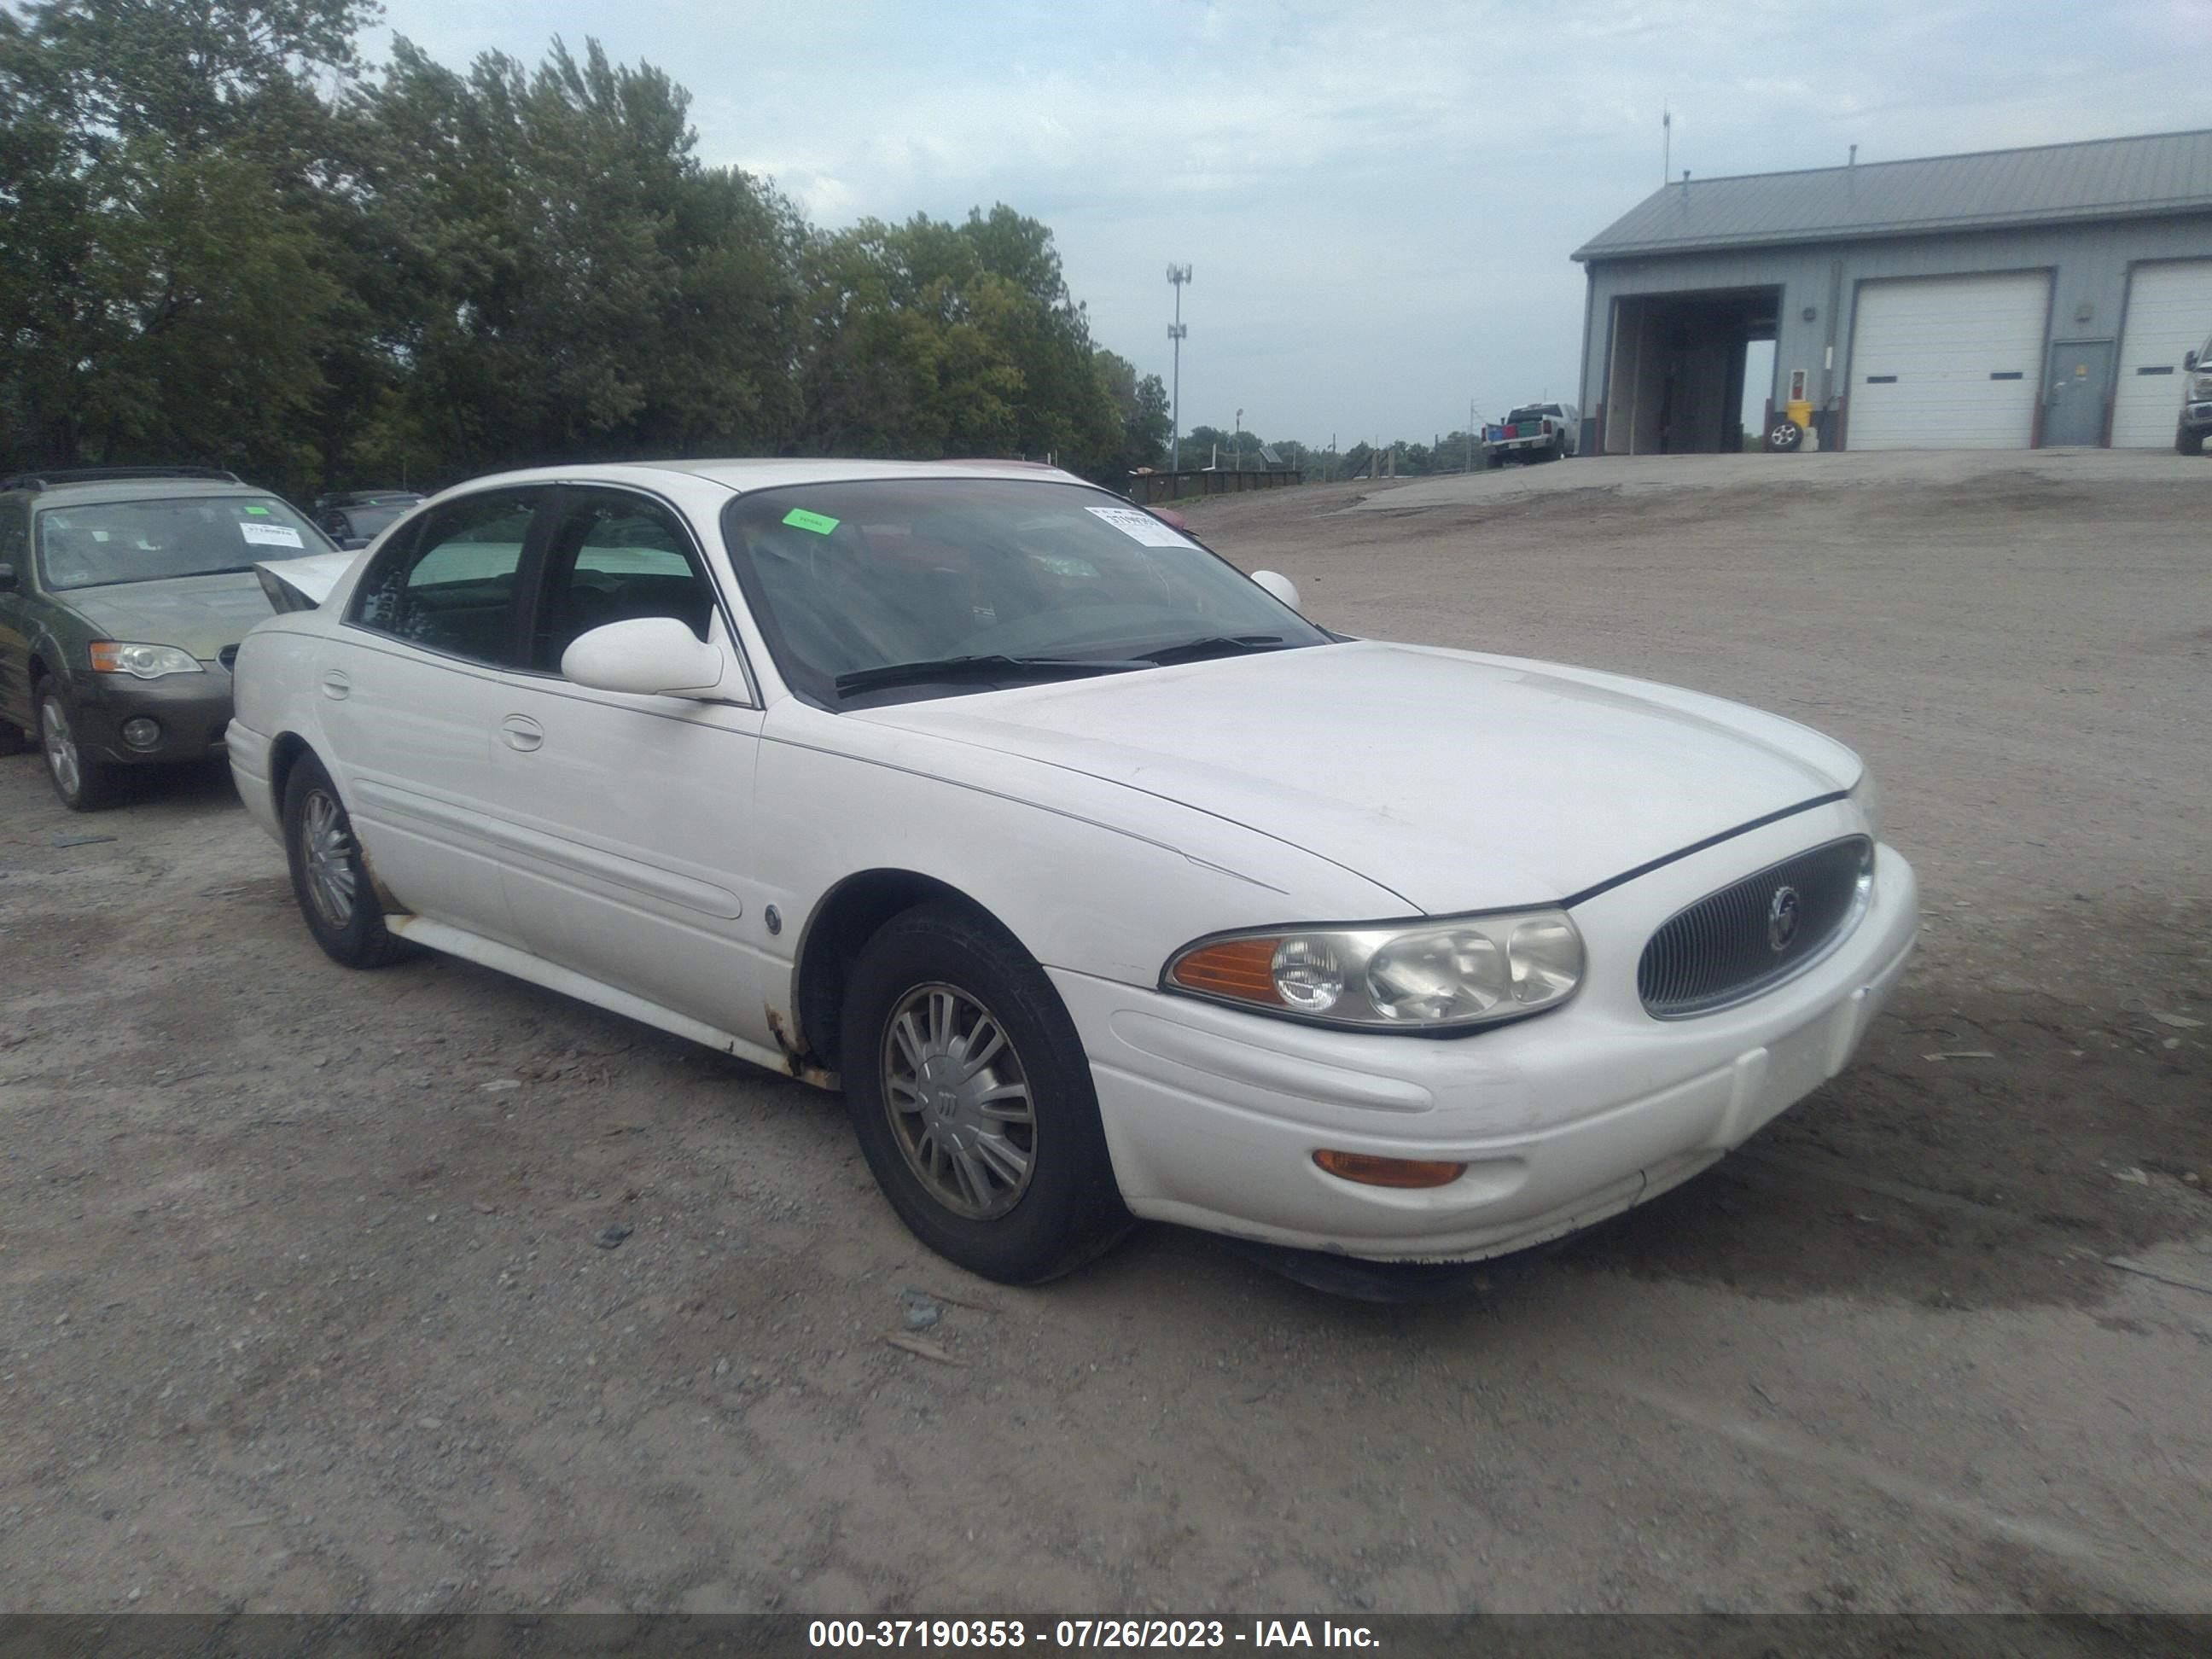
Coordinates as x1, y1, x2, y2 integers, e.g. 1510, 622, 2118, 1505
754, 712, 1407, 1014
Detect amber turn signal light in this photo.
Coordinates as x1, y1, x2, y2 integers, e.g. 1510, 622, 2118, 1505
1167, 936, 1284, 1005
1313, 1150, 1468, 1190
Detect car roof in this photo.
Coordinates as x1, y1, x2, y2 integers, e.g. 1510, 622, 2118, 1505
430, 457, 1093, 498
11, 479, 283, 510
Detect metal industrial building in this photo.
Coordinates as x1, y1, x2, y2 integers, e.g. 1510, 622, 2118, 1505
1571, 129, 2212, 455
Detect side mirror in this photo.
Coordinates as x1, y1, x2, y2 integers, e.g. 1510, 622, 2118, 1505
1251, 569, 1301, 611
0, 562, 16, 591
2186, 350, 2200, 372
562, 616, 727, 699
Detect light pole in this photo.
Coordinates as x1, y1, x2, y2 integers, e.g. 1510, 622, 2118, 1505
1167, 264, 1191, 470
1234, 407, 1243, 473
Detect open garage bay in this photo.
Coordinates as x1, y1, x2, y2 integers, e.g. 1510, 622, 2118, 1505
0, 451, 2206, 1617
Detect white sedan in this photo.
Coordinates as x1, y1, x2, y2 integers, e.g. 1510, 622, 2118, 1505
229, 460, 1916, 1286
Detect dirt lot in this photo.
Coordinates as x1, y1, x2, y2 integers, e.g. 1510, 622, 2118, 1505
1, 450, 2207, 1615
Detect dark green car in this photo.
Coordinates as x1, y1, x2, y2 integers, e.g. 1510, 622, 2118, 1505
0, 468, 336, 810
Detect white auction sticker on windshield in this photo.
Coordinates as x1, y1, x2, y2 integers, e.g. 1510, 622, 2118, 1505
1086, 505, 1189, 546
239, 522, 306, 549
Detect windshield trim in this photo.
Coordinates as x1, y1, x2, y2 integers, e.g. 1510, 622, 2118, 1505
716, 477, 1324, 711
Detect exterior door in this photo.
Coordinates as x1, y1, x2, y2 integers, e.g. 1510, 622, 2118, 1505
319, 485, 555, 946
2043, 340, 2115, 448
480, 486, 772, 1045
1847, 273, 2051, 450
2111, 259, 2212, 447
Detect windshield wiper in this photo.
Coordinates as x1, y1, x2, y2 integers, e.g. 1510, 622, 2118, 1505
1132, 633, 1289, 665
834, 655, 1143, 696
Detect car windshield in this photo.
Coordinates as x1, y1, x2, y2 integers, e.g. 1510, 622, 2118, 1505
336, 500, 420, 538
719, 478, 1329, 705
36, 495, 331, 591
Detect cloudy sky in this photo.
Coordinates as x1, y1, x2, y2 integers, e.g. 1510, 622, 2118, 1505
373, 1, 2208, 450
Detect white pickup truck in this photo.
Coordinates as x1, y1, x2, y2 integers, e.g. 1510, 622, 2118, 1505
1482, 401, 1579, 466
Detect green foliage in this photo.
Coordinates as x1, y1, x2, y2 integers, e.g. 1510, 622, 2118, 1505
0, 0, 371, 482
794, 206, 1121, 474
0, 2, 1194, 496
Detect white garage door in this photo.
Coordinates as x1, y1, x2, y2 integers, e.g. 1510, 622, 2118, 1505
2110, 260, 2212, 448
1847, 272, 2051, 450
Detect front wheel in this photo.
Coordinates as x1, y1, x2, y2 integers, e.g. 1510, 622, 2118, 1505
38, 687, 119, 811
2179, 425, 2206, 457
282, 754, 410, 969
841, 899, 1131, 1284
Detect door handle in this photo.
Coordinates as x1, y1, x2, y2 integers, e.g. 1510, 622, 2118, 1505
321, 671, 351, 700
499, 714, 544, 753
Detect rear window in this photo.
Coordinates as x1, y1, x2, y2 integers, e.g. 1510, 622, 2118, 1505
35, 496, 331, 591
1506, 405, 1562, 422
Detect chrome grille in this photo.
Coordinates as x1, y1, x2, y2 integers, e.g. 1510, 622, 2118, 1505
1638, 836, 1872, 1018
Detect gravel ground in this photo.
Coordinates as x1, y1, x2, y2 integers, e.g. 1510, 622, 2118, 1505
0, 450, 2206, 1616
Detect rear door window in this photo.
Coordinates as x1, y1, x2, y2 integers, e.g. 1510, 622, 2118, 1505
349, 489, 546, 667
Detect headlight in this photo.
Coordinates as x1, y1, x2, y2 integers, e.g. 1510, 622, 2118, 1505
1165, 908, 1584, 1032
90, 641, 203, 679
1849, 768, 1883, 842
2193, 371, 2212, 399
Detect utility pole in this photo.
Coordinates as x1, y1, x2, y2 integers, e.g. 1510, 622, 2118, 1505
1467, 397, 1475, 473
1662, 104, 1671, 187
1234, 406, 1243, 473
1166, 265, 1191, 470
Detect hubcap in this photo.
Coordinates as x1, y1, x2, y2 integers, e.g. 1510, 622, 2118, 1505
300, 789, 359, 929
40, 696, 79, 799
880, 983, 1037, 1220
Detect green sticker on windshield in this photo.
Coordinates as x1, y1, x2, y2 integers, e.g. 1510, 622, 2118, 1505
244, 504, 271, 515
782, 508, 840, 535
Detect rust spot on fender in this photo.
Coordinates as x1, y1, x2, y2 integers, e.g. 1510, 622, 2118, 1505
765, 1007, 840, 1091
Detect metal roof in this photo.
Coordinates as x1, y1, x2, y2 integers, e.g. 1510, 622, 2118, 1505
1574, 129, 2212, 261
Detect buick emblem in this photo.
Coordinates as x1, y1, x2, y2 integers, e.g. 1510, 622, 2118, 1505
1767, 885, 1801, 953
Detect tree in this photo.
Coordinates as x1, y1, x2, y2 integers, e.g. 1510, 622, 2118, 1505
0, 0, 375, 483
794, 206, 1122, 476
351, 36, 806, 480
1094, 349, 1169, 475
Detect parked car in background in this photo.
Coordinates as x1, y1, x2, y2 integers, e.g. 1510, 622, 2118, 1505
1483, 402, 1580, 466
313, 490, 424, 549
2179, 336, 2212, 455
0, 467, 336, 808
229, 458, 1912, 1289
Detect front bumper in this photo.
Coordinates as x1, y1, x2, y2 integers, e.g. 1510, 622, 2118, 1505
68, 663, 235, 765
1052, 803, 1918, 1262
2181, 399, 2212, 435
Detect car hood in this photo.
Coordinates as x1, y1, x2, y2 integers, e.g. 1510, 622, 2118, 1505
63, 571, 288, 661
853, 640, 1861, 913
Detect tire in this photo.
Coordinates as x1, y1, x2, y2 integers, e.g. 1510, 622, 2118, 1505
36, 683, 120, 811
2179, 426, 2206, 457
282, 754, 410, 969
1766, 416, 1805, 453
841, 899, 1132, 1284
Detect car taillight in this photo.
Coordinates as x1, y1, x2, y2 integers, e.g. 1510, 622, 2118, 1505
1541, 420, 1552, 434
